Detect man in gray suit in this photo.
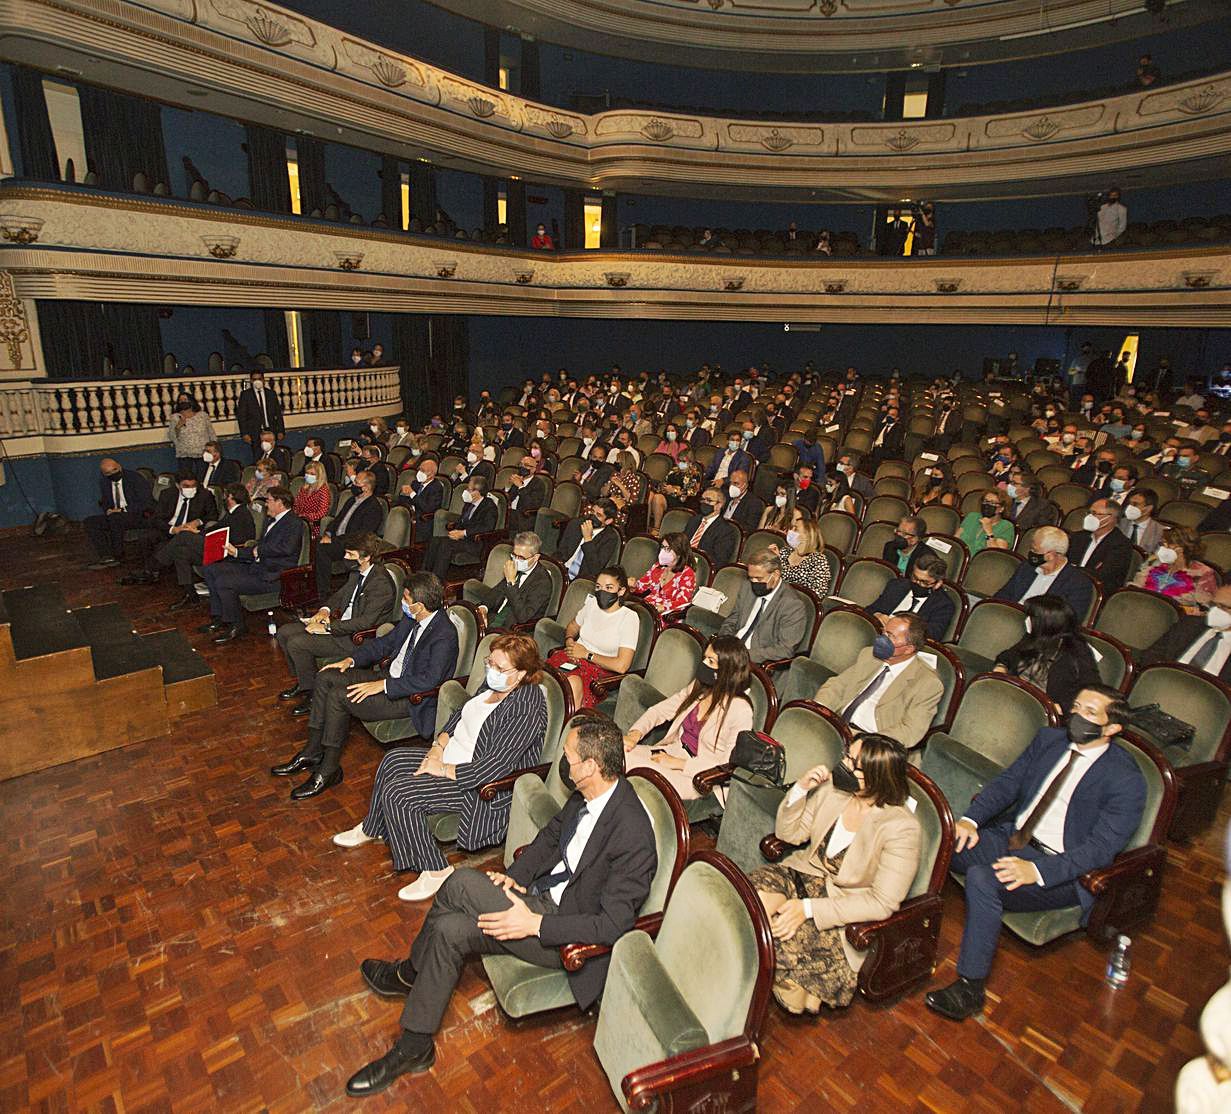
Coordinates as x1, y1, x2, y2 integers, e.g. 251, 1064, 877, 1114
719, 549, 811, 665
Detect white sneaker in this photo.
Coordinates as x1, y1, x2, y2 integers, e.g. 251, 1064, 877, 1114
332, 822, 377, 848
398, 866, 454, 902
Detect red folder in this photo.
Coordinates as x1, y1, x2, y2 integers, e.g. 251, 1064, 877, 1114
203, 526, 230, 565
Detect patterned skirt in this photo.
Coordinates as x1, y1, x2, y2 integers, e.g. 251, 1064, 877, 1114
545, 650, 614, 708
748, 860, 858, 1009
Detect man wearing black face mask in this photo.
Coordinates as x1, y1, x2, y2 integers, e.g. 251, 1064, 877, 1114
866, 551, 954, 641
556, 499, 620, 581
925, 685, 1144, 1022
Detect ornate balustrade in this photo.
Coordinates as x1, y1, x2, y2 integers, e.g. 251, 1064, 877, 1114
0, 366, 402, 449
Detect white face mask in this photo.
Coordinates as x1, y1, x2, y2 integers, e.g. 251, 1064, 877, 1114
201, 451, 214, 463
369, 424, 379, 434
486, 664, 514, 692
514, 556, 533, 574
303, 446, 316, 458
1024, 616, 1033, 635
460, 489, 474, 504
785, 528, 801, 549
1156, 546, 1178, 565
657, 548, 674, 567
665, 431, 676, 441
416, 470, 428, 484
774, 494, 787, 508
1082, 514, 1101, 533
1124, 504, 1143, 521
1207, 606, 1231, 630
728, 484, 741, 500
467, 452, 478, 464
261, 441, 274, 452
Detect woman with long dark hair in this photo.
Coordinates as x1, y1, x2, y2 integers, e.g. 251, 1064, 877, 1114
623, 635, 753, 801
630, 531, 697, 614
993, 593, 1101, 712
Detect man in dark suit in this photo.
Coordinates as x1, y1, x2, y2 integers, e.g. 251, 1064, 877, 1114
704, 434, 753, 487
575, 448, 615, 502
343, 714, 656, 1095
1141, 583, 1231, 681
506, 463, 548, 535
124, 471, 218, 584
236, 372, 284, 461
793, 464, 821, 515
464, 531, 554, 631
315, 470, 385, 597
869, 406, 905, 464
275, 534, 397, 713
1067, 498, 1134, 593
684, 489, 740, 569
925, 686, 1145, 1021
272, 572, 458, 801
422, 477, 498, 580
994, 526, 1094, 619
164, 484, 256, 609
722, 470, 763, 532
557, 498, 620, 581
1072, 448, 1117, 492
84, 458, 153, 569
868, 550, 954, 640
1007, 473, 1059, 533
719, 550, 811, 665
494, 415, 525, 450
255, 428, 293, 475
361, 446, 390, 496
738, 418, 772, 464
395, 457, 445, 519
200, 486, 303, 643
195, 442, 241, 488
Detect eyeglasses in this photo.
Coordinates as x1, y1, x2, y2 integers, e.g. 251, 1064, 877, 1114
484, 657, 514, 674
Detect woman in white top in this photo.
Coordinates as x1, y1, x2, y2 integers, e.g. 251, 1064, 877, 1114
547, 565, 640, 709
333, 635, 548, 902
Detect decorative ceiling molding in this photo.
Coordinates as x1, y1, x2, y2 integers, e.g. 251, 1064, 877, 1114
4, 0, 1230, 200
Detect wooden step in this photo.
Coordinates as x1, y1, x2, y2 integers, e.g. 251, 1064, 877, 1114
1, 585, 94, 687
140, 629, 217, 716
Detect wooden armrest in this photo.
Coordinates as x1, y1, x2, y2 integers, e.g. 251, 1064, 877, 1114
692, 764, 734, 796
757, 656, 792, 672
622, 1037, 760, 1112
844, 892, 941, 951
407, 685, 442, 706
1079, 844, 1163, 896
350, 627, 379, 645
759, 833, 806, 862
560, 912, 664, 972
589, 670, 641, 702
279, 564, 318, 608
477, 763, 550, 801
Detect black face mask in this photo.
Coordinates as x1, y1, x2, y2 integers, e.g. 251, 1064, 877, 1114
750, 580, 772, 598
927, 475, 942, 487
910, 581, 934, 596
1096, 461, 1113, 474
891, 535, 910, 550
1067, 713, 1104, 745
830, 759, 861, 795
696, 663, 717, 687
558, 754, 576, 792
1026, 551, 1047, 567
594, 589, 620, 610
981, 503, 999, 517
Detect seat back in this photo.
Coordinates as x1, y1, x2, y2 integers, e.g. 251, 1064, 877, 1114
621, 535, 660, 583
957, 600, 1026, 662
905, 766, 954, 900
944, 675, 1053, 769
644, 625, 705, 698
463, 633, 503, 694
921, 642, 962, 731
381, 505, 413, 549
920, 534, 968, 582
964, 548, 1023, 599
1114, 734, 1175, 851
739, 529, 785, 563
375, 561, 407, 626
834, 557, 897, 610
771, 701, 849, 783
864, 495, 910, 526
628, 769, 690, 916
809, 606, 878, 677
660, 507, 694, 538
747, 663, 777, 732
918, 504, 960, 536
1129, 664, 1231, 766
557, 577, 596, 629
1082, 629, 1132, 691
818, 510, 859, 556
433, 678, 471, 733
550, 481, 583, 518
625, 599, 658, 674
853, 521, 898, 562
447, 603, 479, 679
1094, 587, 1180, 651
479, 543, 514, 587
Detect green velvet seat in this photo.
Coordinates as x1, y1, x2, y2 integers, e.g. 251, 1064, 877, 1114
683, 565, 748, 641
962, 548, 1024, 601
460, 543, 513, 606
610, 625, 705, 733
619, 535, 659, 583
951, 599, 1026, 678
593, 852, 772, 1114
532, 577, 595, 659
483, 768, 689, 1019
779, 605, 877, 706
825, 557, 896, 613
1093, 587, 1181, 652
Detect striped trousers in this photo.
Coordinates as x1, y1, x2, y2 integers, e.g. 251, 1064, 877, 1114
362, 748, 471, 872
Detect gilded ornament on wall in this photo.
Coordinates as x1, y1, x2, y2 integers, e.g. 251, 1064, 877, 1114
0, 271, 31, 367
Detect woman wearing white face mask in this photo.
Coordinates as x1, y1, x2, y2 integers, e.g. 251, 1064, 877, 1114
630, 531, 697, 614
1131, 526, 1218, 613
292, 462, 331, 539
767, 510, 832, 596
333, 634, 547, 902
760, 484, 794, 531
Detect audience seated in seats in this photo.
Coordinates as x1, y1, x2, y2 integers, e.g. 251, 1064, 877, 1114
1141, 583, 1231, 681
390, 419, 419, 451
1006, 472, 1058, 533
246, 456, 287, 502
85, 458, 153, 570
791, 463, 821, 515
422, 477, 497, 581
752, 733, 922, 1014
315, 469, 384, 597
257, 430, 292, 475
815, 614, 943, 759
124, 470, 217, 585
1130, 526, 1217, 613
630, 532, 697, 614
759, 482, 793, 531
395, 458, 445, 518
576, 446, 616, 503
1067, 497, 1133, 592
718, 549, 810, 666
993, 526, 1093, 618
834, 453, 875, 501
722, 470, 764, 531
293, 461, 332, 540
993, 595, 1101, 713
684, 488, 740, 569
466, 532, 554, 631
271, 571, 458, 801
275, 533, 396, 715
924, 686, 1145, 1021
547, 566, 638, 709
200, 485, 303, 644
1121, 489, 1163, 555
356, 416, 389, 449
914, 467, 958, 511
623, 635, 752, 802
163, 483, 256, 609
959, 488, 1013, 554
867, 550, 954, 641
768, 511, 833, 597
647, 451, 702, 534
236, 372, 284, 461
884, 515, 930, 575
557, 499, 621, 581
361, 446, 390, 495
196, 441, 241, 488
653, 422, 684, 462
506, 459, 548, 534
705, 432, 753, 487
342, 714, 656, 1096
300, 437, 332, 479
600, 464, 640, 530
335, 634, 549, 902
869, 406, 905, 465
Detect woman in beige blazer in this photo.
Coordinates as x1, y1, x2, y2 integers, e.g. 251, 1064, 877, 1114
623, 636, 753, 802
749, 733, 922, 1014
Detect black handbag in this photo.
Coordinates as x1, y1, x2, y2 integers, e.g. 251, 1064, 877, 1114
1129, 703, 1196, 753
729, 729, 787, 786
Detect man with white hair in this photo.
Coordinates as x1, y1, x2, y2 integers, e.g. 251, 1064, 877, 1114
992, 526, 1094, 620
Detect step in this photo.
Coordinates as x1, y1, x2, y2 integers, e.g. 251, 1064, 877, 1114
139, 629, 217, 716
4, 585, 88, 661
72, 603, 160, 682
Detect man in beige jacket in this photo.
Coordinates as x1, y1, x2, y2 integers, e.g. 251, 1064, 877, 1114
815, 614, 943, 760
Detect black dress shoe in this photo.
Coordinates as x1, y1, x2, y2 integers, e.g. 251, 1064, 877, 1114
290, 767, 343, 800
198, 620, 226, 633
360, 959, 415, 998
278, 685, 306, 700
87, 557, 119, 570
345, 1040, 435, 1096
169, 591, 198, 611
213, 624, 246, 644
290, 697, 312, 717
924, 977, 986, 1021
270, 752, 320, 777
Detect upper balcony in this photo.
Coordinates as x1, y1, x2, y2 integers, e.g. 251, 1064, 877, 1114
3, 0, 1230, 202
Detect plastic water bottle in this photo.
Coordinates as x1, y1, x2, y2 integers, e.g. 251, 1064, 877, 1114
1105, 934, 1131, 989
267, 614, 277, 636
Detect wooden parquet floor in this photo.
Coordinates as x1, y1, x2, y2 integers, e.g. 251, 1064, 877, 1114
0, 529, 1226, 1113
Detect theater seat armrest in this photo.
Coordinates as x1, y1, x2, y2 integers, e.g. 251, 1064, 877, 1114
622, 1037, 760, 1112
844, 892, 941, 951
350, 627, 379, 645
1079, 844, 1161, 896
478, 763, 551, 801
759, 833, 805, 863
589, 670, 642, 702
407, 685, 441, 706
692, 764, 734, 796
279, 565, 317, 609
560, 912, 664, 971
757, 656, 792, 672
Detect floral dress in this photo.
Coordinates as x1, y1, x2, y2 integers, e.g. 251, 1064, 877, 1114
634, 564, 697, 613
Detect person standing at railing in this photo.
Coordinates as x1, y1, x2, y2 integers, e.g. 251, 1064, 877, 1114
237, 371, 285, 462
167, 396, 215, 473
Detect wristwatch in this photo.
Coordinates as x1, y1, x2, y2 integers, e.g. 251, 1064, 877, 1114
587, 652, 593, 662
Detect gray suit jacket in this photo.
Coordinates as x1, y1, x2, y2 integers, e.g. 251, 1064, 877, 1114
718, 581, 811, 664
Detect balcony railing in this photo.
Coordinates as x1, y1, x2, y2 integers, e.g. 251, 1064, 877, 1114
0, 366, 401, 439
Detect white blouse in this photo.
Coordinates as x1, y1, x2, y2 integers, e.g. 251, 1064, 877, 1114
441, 693, 502, 766
575, 597, 640, 659
825, 813, 857, 858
